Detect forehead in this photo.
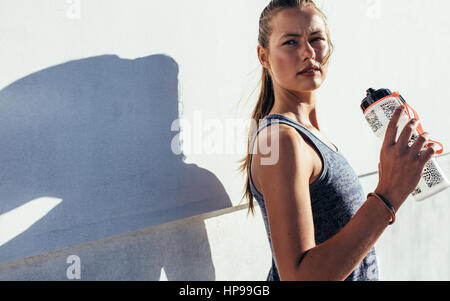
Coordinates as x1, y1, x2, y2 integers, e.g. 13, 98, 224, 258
271, 7, 326, 38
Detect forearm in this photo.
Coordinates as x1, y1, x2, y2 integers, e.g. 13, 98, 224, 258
292, 195, 392, 281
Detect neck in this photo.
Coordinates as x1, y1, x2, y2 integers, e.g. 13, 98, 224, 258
269, 89, 320, 131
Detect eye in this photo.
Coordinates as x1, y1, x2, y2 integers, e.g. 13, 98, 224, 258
311, 37, 326, 42
284, 37, 325, 46
283, 40, 297, 46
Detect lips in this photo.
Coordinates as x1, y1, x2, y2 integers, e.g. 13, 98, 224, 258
299, 70, 320, 76
300, 68, 320, 74
299, 64, 321, 74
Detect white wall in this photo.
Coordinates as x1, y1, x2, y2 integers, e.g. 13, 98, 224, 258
0, 205, 273, 281
0, 0, 449, 280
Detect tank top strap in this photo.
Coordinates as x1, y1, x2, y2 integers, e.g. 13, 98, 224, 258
264, 114, 324, 148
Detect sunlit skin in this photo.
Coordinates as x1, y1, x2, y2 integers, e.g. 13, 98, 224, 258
257, 6, 330, 132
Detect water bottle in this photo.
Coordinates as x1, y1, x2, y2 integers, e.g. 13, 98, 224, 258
361, 88, 450, 202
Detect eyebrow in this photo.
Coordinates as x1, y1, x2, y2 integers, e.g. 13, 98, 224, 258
279, 31, 323, 40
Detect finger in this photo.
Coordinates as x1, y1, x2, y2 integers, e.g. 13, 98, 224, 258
383, 105, 406, 147
418, 144, 436, 166
409, 132, 430, 156
397, 118, 419, 149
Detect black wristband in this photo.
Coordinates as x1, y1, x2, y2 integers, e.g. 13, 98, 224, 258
368, 192, 396, 225
374, 193, 396, 214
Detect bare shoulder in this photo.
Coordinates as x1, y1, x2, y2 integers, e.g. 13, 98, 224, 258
253, 124, 303, 152
251, 124, 314, 193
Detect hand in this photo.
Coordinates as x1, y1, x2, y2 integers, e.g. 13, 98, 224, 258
374, 105, 437, 211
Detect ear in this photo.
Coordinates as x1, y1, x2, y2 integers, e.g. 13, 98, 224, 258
257, 45, 270, 70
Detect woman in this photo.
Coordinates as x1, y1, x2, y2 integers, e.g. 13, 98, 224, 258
239, 0, 437, 281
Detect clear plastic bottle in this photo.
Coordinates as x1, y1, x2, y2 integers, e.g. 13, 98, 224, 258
361, 88, 450, 202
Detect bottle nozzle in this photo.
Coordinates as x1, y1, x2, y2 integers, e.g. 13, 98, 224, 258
361, 88, 392, 112
367, 88, 376, 96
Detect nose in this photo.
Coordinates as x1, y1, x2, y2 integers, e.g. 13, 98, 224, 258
301, 40, 316, 61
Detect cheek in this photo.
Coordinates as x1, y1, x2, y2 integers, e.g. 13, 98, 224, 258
271, 54, 296, 76
316, 44, 329, 60
273, 51, 294, 66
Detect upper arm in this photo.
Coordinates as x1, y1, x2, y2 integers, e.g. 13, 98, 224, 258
253, 126, 316, 280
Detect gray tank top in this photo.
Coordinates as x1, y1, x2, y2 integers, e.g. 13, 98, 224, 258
249, 114, 378, 281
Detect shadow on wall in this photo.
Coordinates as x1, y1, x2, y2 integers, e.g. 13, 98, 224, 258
0, 54, 232, 280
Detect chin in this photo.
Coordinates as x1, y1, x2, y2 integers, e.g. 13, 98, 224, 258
296, 81, 323, 92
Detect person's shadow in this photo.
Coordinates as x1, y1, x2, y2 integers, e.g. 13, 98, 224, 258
0, 54, 232, 280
